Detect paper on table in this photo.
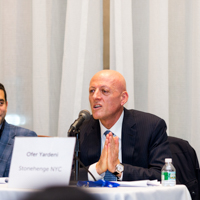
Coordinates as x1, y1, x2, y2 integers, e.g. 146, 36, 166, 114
147, 180, 160, 186
112, 180, 160, 187
0, 178, 8, 184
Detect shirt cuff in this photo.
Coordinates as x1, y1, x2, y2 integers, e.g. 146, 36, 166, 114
88, 163, 105, 181
117, 172, 123, 181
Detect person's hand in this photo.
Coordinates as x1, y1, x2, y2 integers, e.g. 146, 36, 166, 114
96, 137, 108, 175
96, 132, 120, 175
107, 132, 120, 173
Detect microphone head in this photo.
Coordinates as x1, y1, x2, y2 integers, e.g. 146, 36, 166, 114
79, 110, 91, 121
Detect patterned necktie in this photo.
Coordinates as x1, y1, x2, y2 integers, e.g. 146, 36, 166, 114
103, 130, 117, 181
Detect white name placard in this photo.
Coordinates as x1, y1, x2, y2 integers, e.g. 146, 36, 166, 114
8, 137, 76, 189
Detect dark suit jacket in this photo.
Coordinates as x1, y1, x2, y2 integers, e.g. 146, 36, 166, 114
0, 121, 37, 177
78, 108, 171, 181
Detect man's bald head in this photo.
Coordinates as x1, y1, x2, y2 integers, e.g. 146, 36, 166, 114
89, 70, 129, 128
90, 70, 127, 93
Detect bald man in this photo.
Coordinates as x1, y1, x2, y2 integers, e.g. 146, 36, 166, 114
77, 70, 171, 181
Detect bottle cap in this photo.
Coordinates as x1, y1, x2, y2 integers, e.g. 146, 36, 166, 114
165, 158, 172, 162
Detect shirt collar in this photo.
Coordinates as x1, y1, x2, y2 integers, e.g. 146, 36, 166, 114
99, 110, 124, 139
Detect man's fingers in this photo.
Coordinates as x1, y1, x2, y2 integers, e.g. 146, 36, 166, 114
107, 136, 119, 172
96, 139, 109, 175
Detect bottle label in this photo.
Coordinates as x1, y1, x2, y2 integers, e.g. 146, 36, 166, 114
161, 171, 176, 186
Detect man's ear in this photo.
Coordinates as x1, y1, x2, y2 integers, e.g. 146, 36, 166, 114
120, 91, 129, 106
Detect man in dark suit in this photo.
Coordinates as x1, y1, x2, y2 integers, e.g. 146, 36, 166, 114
78, 70, 171, 181
0, 83, 37, 177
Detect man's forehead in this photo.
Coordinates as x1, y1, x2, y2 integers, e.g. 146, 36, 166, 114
0, 90, 5, 100
0, 90, 4, 95
89, 84, 110, 89
89, 79, 114, 88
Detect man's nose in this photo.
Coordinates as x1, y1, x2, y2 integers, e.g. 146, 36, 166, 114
93, 89, 101, 99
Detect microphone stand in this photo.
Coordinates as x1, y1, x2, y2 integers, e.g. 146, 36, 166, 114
69, 128, 80, 181
74, 129, 80, 181
69, 128, 97, 183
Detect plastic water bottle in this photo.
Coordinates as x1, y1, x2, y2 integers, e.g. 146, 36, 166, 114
161, 158, 176, 186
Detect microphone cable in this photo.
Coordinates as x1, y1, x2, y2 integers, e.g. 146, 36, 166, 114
74, 155, 96, 182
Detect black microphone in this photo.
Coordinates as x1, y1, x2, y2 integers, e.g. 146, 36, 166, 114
68, 110, 90, 136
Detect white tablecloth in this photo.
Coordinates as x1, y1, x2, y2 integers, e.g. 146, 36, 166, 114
0, 184, 191, 200
85, 185, 192, 200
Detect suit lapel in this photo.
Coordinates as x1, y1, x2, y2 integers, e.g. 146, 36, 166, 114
0, 121, 16, 157
122, 109, 137, 165
85, 119, 101, 165
0, 121, 16, 176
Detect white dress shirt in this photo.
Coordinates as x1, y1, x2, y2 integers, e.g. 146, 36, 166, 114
88, 111, 124, 181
